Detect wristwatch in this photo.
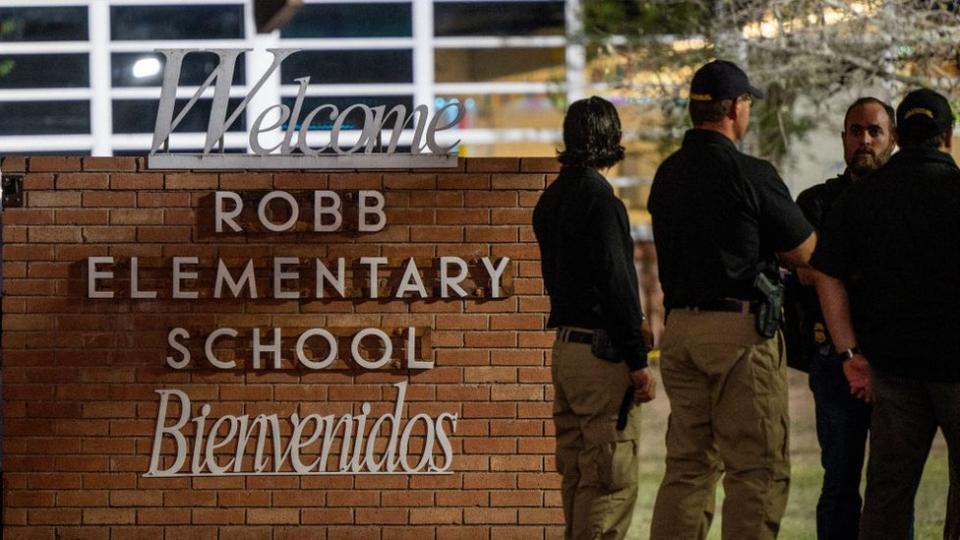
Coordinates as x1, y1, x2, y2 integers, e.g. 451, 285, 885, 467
837, 346, 862, 361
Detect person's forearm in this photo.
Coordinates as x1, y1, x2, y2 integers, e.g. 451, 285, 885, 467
796, 266, 816, 286
777, 231, 817, 270
814, 271, 857, 351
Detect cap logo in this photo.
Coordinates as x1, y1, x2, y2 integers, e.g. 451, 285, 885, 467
904, 108, 934, 120
689, 93, 713, 101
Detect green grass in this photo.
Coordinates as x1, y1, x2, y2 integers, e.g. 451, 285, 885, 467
626, 369, 950, 539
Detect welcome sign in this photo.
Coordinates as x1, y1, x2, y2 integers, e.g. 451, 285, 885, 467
147, 48, 464, 170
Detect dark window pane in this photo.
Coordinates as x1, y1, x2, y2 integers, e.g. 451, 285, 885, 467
111, 5, 244, 40
281, 50, 413, 84
280, 95, 414, 131
0, 101, 90, 135
282, 3, 411, 38
112, 98, 247, 134
0, 54, 89, 88
435, 48, 564, 82
0, 7, 88, 41
435, 1, 564, 36
112, 52, 246, 87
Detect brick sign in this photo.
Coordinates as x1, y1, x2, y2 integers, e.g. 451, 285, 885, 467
1, 155, 565, 539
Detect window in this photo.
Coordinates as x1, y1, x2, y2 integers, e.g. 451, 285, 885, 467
0, 54, 89, 89
458, 142, 555, 158
280, 96, 414, 131
282, 3, 412, 38
0, 0, 583, 157
0, 101, 91, 135
437, 94, 563, 129
434, 1, 564, 36
435, 48, 565, 82
112, 98, 247, 134
0, 6, 88, 41
281, 50, 413, 84
112, 52, 247, 87
110, 4, 245, 40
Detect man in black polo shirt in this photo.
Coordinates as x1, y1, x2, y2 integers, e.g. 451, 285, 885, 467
812, 88, 960, 540
795, 97, 897, 540
534, 96, 656, 540
648, 60, 815, 540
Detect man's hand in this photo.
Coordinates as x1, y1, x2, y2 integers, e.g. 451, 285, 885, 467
842, 355, 872, 402
630, 367, 657, 403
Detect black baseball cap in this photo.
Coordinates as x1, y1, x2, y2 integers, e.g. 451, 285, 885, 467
896, 88, 954, 134
689, 60, 765, 102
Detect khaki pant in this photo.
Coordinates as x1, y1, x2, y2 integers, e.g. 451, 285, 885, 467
650, 309, 790, 540
552, 328, 641, 540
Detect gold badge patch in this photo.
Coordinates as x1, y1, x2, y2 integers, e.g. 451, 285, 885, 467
814, 322, 826, 344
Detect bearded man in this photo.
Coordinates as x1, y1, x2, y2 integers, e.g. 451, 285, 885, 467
795, 97, 896, 540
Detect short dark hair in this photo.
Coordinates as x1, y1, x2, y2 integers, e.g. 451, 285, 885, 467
843, 97, 895, 131
689, 98, 733, 125
557, 96, 625, 169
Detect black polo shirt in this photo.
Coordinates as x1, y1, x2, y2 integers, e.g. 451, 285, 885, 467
812, 146, 960, 382
793, 172, 854, 354
649, 129, 813, 309
533, 165, 648, 370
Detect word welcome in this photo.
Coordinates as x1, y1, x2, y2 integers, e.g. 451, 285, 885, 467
148, 49, 463, 169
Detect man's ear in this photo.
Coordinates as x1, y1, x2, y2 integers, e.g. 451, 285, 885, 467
943, 127, 953, 150
727, 99, 740, 121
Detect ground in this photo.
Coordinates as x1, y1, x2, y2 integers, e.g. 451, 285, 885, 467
626, 368, 950, 539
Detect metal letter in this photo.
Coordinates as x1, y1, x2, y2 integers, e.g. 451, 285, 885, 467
425, 101, 465, 154
351, 328, 392, 369
147, 389, 191, 476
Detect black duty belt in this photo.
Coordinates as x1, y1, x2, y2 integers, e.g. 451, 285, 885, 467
680, 298, 760, 314
557, 327, 593, 344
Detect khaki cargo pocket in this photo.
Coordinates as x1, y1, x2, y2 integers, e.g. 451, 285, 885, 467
596, 439, 639, 491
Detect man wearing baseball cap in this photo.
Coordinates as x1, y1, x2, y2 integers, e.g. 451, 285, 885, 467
648, 59, 815, 539
811, 88, 960, 539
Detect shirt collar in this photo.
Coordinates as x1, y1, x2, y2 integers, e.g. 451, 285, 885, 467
887, 146, 959, 170
836, 170, 854, 185
682, 128, 737, 150
558, 165, 613, 193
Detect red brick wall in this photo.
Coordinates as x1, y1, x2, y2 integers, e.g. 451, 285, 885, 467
0, 156, 565, 540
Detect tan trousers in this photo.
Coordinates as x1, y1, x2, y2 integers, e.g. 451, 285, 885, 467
649, 309, 790, 540
552, 328, 641, 540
